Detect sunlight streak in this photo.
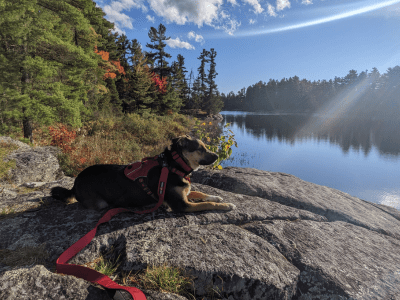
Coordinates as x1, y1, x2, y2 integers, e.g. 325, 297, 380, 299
239, 0, 400, 36
298, 76, 372, 135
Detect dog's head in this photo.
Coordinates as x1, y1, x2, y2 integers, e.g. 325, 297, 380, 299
170, 135, 218, 171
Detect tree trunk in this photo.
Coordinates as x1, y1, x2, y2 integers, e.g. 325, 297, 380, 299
23, 114, 33, 143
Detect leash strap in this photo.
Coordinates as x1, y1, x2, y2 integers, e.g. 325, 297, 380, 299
56, 167, 170, 299
56, 207, 146, 300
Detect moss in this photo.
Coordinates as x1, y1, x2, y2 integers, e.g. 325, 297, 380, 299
0, 142, 18, 180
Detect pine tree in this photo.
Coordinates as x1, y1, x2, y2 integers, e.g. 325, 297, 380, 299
197, 49, 210, 100
203, 48, 222, 114
0, 0, 99, 140
145, 23, 171, 78
124, 41, 154, 113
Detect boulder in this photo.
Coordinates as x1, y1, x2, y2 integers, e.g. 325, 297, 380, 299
5, 146, 64, 185
1, 136, 64, 186
1, 164, 400, 299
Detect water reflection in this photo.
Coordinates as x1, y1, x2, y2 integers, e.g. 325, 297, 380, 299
220, 111, 400, 209
223, 112, 400, 158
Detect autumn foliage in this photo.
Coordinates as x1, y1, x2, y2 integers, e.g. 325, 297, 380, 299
49, 124, 76, 153
151, 72, 167, 94
94, 46, 126, 79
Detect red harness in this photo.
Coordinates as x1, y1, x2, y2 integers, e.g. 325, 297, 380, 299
56, 151, 192, 300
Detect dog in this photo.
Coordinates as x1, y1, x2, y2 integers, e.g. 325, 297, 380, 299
51, 135, 236, 213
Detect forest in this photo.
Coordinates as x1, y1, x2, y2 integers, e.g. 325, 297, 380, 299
222, 67, 400, 120
0, 0, 223, 141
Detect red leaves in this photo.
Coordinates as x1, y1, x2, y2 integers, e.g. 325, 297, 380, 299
151, 72, 167, 94
49, 124, 76, 153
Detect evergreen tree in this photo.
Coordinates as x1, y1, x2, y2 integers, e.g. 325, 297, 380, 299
171, 54, 188, 103
145, 23, 171, 78
203, 48, 223, 114
197, 49, 210, 99
124, 41, 154, 113
0, 0, 99, 140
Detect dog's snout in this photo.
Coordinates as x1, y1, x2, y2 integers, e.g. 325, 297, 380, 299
199, 152, 218, 165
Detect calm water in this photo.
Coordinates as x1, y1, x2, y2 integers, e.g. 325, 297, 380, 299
220, 111, 400, 210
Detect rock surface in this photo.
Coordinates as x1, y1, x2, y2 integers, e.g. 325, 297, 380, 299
1, 136, 64, 187
1, 142, 400, 299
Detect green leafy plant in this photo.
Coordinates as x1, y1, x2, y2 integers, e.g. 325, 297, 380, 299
193, 121, 237, 169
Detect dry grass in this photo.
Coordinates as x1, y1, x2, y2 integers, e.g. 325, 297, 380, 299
32, 113, 195, 177
0, 243, 49, 268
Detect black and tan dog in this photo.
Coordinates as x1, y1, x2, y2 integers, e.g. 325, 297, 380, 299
51, 136, 236, 213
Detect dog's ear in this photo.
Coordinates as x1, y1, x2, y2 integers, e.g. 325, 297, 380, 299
171, 136, 189, 150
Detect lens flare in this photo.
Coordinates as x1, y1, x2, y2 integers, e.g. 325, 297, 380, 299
237, 0, 400, 37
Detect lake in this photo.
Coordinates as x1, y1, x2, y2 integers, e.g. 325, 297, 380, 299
220, 111, 400, 210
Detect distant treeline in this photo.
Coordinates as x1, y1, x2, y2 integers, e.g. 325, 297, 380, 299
222, 67, 400, 119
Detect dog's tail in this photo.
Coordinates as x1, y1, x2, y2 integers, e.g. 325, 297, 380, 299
51, 186, 76, 203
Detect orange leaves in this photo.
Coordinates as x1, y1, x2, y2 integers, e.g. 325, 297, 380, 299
151, 72, 167, 94
95, 49, 110, 61
94, 46, 126, 80
112, 60, 126, 75
49, 124, 76, 153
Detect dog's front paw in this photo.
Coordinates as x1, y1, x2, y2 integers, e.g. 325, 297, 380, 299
206, 195, 223, 202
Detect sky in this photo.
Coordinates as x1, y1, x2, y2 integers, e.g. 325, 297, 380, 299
93, 0, 400, 95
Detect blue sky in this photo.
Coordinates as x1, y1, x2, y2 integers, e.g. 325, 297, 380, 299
93, 0, 400, 95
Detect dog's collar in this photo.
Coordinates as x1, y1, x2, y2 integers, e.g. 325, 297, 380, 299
159, 151, 193, 175
171, 151, 193, 174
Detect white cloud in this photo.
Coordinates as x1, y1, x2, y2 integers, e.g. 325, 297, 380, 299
146, 15, 155, 22
302, 0, 312, 5
102, 0, 147, 33
267, 3, 277, 17
166, 37, 195, 50
188, 31, 205, 44
101, 0, 243, 36
249, 18, 256, 24
214, 18, 241, 36
276, 0, 291, 11
147, 0, 223, 27
220, 10, 230, 19
243, 0, 264, 14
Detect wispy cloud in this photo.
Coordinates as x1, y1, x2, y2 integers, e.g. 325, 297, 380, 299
249, 18, 256, 24
188, 31, 205, 44
146, 15, 155, 22
276, 0, 291, 11
243, 0, 264, 14
302, 0, 313, 5
166, 37, 195, 50
227, 0, 238, 6
102, 0, 147, 33
267, 3, 278, 17
214, 18, 241, 35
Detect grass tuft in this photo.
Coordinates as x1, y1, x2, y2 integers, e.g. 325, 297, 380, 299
0, 141, 18, 180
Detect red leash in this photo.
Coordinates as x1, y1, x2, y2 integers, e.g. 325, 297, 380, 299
56, 167, 170, 300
